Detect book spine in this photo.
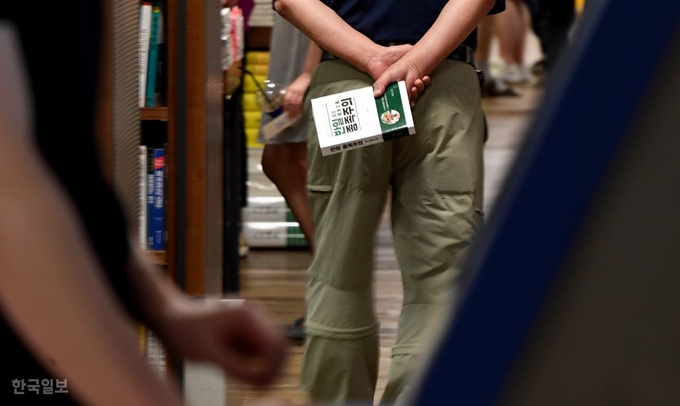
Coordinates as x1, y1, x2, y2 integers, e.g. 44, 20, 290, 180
139, 146, 147, 249
146, 330, 167, 378
145, 2, 162, 107
154, 6, 166, 106
139, 3, 152, 107
151, 148, 165, 250
146, 148, 155, 249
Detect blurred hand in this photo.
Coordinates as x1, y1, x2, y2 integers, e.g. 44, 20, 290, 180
283, 72, 312, 119
222, 0, 240, 7
157, 300, 286, 387
372, 56, 430, 107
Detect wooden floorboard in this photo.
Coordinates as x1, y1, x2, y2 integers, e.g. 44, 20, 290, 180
236, 86, 540, 405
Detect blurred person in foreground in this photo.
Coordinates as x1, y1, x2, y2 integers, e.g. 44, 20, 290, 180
0, 2, 284, 405
274, 0, 504, 403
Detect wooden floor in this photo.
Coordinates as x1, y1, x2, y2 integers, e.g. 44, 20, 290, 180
235, 85, 541, 405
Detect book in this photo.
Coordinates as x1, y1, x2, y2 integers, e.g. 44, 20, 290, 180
243, 222, 308, 248
146, 148, 155, 249
139, 2, 152, 107
139, 146, 147, 249
151, 148, 165, 250
153, 4, 166, 106
261, 112, 300, 141
310, 81, 415, 156
243, 196, 292, 222
145, 1, 162, 107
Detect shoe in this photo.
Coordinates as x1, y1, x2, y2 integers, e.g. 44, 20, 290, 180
283, 317, 306, 343
239, 232, 249, 258
484, 78, 521, 97
497, 62, 530, 85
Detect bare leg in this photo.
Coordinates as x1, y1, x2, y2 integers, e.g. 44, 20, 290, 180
514, 0, 531, 66
492, 0, 520, 64
261, 142, 315, 253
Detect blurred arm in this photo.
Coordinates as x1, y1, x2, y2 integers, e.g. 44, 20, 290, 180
0, 25, 184, 406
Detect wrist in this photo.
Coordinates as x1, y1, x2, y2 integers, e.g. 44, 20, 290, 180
360, 43, 384, 73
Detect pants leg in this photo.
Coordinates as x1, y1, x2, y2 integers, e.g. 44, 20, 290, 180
380, 60, 486, 404
301, 59, 394, 403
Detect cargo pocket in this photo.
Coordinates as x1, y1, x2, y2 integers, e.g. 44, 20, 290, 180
307, 184, 334, 233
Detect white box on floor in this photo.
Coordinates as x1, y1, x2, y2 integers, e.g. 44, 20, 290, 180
311, 81, 415, 156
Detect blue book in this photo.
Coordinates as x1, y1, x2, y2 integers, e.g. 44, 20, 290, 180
151, 148, 165, 250
146, 148, 155, 249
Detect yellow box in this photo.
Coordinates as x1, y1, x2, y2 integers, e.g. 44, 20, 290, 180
246, 63, 269, 76
246, 128, 264, 148
244, 111, 262, 130
243, 74, 267, 93
245, 51, 270, 65
242, 93, 260, 112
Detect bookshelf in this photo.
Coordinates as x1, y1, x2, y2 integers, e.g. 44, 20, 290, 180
141, 107, 169, 121
97, 0, 226, 384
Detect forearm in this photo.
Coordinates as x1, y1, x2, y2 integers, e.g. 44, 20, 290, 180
0, 136, 183, 406
126, 246, 187, 338
407, 0, 497, 75
274, 0, 378, 72
301, 40, 322, 75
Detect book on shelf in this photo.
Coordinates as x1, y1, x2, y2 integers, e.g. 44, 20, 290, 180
139, 1, 166, 108
139, 146, 148, 249
145, 329, 167, 378
139, 145, 166, 251
139, 2, 152, 108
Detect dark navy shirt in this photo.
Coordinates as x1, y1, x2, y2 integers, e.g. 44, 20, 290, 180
323, 0, 506, 50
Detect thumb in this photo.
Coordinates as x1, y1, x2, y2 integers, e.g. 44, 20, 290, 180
373, 71, 393, 97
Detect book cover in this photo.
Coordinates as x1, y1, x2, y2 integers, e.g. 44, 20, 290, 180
311, 81, 415, 156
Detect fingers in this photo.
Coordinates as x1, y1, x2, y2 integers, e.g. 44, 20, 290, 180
283, 88, 304, 119
215, 304, 286, 387
409, 75, 433, 106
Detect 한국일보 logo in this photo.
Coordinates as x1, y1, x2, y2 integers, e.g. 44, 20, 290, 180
330, 97, 360, 136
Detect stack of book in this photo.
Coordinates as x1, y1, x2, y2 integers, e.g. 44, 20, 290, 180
249, 0, 276, 27
243, 149, 309, 249
242, 51, 269, 148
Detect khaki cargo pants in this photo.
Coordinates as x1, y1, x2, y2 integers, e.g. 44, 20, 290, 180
301, 58, 486, 404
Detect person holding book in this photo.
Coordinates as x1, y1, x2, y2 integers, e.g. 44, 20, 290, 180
0, 2, 285, 405
274, 0, 505, 403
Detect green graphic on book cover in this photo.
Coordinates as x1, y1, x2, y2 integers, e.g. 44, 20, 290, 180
375, 83, 409, 140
